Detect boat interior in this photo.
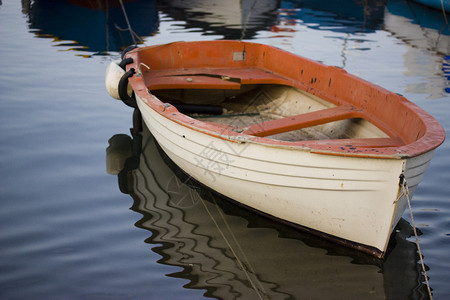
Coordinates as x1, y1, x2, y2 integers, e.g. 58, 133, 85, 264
152, 83, 402, 147
128, 41, 444, 154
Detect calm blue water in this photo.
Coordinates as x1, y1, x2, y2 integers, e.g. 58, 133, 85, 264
0, 0, 449, 299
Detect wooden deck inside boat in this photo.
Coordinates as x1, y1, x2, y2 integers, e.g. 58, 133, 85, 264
142, 62, 402, 149
151, 82, 402, 148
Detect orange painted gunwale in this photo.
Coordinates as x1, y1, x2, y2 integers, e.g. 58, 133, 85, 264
126, 41, 445, 159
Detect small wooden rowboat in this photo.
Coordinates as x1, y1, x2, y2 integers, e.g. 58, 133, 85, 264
106, 41, 445, 258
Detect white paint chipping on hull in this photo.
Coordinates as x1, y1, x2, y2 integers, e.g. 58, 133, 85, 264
136, 95, 434, 255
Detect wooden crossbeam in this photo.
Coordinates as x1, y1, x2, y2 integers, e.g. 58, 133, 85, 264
144, 68, 292, 90
242, 104, 364, 137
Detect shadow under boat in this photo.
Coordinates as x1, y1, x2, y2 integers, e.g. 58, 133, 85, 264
23, 0, 159, 55
106, 123, 430, 299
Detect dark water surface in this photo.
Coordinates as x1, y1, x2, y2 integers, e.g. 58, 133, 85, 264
1, 1, 449, 299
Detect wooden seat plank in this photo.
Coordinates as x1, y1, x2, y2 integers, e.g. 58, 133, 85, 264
146, 75, 241, 90
242, 104, 364, 137
144, 67, 292, 90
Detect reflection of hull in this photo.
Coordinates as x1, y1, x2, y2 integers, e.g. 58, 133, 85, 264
385, 0, 450, 54
385, 0, 450, 96
165, 0, 278, 28
26, 0, 158, 54
277, 0, 388, 33
107, 125, 428, 299
159, 0, 279, 39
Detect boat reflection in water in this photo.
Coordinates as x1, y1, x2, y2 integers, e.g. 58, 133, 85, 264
107, 124, 429, 299
23, 0, 158, 55
385, 0, 450, 96
158, 0, 280, 39
276, 0, 388, 33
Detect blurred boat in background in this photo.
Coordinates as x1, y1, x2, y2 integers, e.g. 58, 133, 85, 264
159, 0, 279, 39
23, 0, 159, 55
385, 0, 450, 96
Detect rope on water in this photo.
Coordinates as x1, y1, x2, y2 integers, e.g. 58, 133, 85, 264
399, 175, 433, 299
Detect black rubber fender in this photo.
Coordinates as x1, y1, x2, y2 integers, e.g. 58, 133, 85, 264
121, 45, 138, 60
118, 68, 137, 108
119, 57, 134, 70
132, 108, 143, 133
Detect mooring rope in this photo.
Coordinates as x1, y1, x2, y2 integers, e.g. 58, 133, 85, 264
214, 200, 267, 296
240, 0, 258, 40
199, 193, 266, 299
399, 175, 433, 299
118, 0, 139, 46
440, 0, 448, 24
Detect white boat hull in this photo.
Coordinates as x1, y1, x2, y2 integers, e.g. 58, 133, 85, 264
136, 95, 433, 256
